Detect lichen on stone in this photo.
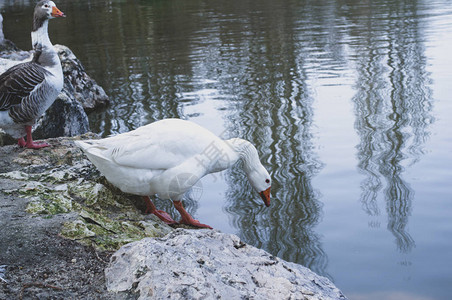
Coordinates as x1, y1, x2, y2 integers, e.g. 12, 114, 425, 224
59, 207, 171, 251
71, 182, 129, 209
25, 189, 75, 214
25, 197, 46, 214
61, 220, 96, 240
0, 170, 29, 180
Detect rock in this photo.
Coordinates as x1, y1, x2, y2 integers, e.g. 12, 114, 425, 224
33, 88, 90, 139
0, 265, 6, 283
55, 44, 109, 111
105, 229, 347, 300
32, 45, 110, 139
0, 44, 29, 60
0, 40, 29, 61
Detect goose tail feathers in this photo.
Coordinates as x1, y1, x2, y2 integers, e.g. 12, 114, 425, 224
74, 140, 91, 151
74, 140, 111, 162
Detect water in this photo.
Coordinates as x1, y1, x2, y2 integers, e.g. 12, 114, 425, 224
2, 0, 452, 298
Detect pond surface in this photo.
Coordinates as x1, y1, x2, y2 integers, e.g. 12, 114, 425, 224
3, 0, 452, 298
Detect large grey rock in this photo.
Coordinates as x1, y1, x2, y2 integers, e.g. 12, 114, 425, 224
33, 83, 89, 139
55, 44, 109, 111
106, 229, 347, 300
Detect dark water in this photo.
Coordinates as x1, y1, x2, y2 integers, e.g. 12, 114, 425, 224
3, 0, 452, 298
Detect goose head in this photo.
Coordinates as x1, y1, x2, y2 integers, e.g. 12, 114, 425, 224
36, 1, 65, 19
246, 164, 271, 207
33, 0, 65, 32
229, 138, 272, 207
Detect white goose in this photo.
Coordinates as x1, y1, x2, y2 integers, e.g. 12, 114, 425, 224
0, 1, 65, 149
75, 119, 271, 229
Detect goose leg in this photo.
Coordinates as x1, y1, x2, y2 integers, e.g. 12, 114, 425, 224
143, 196, 177, 225
173, 200, 212, 229
17, 137, 27, 147
18, 125, 50, 149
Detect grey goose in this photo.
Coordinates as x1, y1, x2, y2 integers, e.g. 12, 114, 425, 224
0, 0, 65, 149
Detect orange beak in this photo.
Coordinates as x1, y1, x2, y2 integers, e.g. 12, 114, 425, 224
51, 6, 66, 18
259, 187, 271, 207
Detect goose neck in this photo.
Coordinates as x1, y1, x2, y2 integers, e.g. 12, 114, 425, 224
31, 19, 52, 50
31, 19, 60, 68
227, 138, 260, 173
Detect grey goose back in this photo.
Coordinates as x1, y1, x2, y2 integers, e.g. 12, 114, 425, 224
0, 1, 65, 149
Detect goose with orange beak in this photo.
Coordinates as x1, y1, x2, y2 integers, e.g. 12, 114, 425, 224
0, 1, 65, 149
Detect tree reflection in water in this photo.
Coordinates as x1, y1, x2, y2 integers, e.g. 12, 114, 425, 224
215, 1, 328, 276
345, 0, 433, 253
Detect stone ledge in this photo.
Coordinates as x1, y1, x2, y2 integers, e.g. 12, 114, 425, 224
106, 228, 347, 300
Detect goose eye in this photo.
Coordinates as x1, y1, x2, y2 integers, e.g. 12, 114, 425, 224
265, 179, 270, 184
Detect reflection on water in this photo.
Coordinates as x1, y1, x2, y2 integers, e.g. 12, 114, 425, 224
347, 0, 433, 253
223, 40, 327, 275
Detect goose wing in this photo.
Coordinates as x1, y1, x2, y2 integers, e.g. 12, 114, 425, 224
85, 131, 213, 172
78, 137, 195, 171
109, 134, 204, 170
78, 119, 223, 171
0, 61, 49, 111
